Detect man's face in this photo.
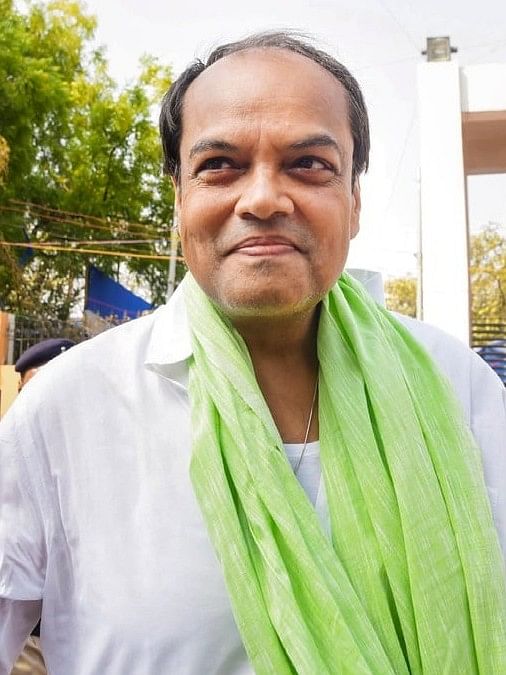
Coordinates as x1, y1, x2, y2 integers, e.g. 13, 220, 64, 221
177, 48, 361, 318
18, 366, 38, 392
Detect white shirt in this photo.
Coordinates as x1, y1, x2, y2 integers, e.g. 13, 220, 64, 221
1, 285, 505, 675
284, 441, 321, 505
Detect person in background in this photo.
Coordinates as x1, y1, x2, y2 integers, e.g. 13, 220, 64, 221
9, 338, 75, 675
15, 338, 76, 392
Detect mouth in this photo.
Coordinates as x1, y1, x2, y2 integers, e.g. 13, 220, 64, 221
228, 236, 300, 257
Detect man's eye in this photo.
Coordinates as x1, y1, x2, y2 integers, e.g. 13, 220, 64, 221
198, 157, 235, 171
293, 156, 333, 171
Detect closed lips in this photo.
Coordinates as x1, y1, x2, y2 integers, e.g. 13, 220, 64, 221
229, 237, 300, 255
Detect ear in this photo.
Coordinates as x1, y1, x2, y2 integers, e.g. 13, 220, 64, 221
350, 177, 361, 239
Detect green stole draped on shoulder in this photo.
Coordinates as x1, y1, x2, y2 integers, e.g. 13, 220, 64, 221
183, 271, 506, 674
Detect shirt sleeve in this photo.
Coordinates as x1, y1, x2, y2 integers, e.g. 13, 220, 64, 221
0, 403, 46, 670
467, 351, 506, 560
0, 599, 42, 674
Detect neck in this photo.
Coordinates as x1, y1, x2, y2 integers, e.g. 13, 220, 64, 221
230, 306, 320, 444
231, 306, 319, 368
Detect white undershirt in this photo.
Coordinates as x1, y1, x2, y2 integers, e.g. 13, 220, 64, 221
283, 440, 321, 505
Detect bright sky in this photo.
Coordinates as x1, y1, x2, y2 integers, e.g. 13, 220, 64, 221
83, 0, 506, 278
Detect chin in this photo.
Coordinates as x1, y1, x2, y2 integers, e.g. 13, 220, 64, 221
214, 284, 322, 319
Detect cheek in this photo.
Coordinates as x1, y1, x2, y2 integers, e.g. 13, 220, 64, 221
178, 224, 205, 279
179, 229, 215, 281
179, 192, 231, 254
308, 210, 353, 283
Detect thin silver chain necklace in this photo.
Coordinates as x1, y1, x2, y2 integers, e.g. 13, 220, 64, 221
293, 375, 319, 475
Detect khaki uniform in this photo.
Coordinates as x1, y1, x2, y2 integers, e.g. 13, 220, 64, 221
11, 638, 46, 675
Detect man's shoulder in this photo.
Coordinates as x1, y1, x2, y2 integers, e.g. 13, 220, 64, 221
391, 312, 504, 420
393, 312, 473, 360
38, 308, 161, 380
81, 307, 163, 355
2, 307, 169, 425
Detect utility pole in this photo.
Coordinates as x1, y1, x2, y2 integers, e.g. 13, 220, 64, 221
416, 168, 423, 321
166, 206, 179, 302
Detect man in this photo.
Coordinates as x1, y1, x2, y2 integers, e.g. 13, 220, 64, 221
15, 338, 76, 391
1, 33, 505, 674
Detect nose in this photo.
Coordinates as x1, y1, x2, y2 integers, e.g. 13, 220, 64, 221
234, 167, 295, 221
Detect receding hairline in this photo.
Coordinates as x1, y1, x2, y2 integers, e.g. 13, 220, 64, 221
180, 46, 353, 155
182, 45, 349, 106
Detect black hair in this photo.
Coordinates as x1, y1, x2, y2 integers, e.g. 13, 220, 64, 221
159, 31, 370, 183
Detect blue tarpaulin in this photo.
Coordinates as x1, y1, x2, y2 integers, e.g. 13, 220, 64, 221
85, 265, 154, 320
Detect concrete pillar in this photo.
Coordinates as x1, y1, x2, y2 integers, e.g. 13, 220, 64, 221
418, 61, 470, 344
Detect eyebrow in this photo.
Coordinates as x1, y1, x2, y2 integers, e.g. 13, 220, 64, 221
189, 139, 239, 159
289, 134, 342, 154
188, 133, 343, 159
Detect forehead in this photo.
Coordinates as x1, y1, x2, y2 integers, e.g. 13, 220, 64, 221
181, 49, 352, 147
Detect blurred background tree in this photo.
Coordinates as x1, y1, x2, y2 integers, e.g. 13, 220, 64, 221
469, 223, 506, 324
0, 0, 177, 320
384, 223, 506, 324
384, 276, 417, 317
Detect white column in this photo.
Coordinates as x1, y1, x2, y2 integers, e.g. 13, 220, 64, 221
417, 61, 470, 344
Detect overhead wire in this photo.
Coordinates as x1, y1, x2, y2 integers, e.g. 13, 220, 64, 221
7, 208, 158, 238
0, 204, 164, 240
0, 240, 185, 262
373, 0, 421, 54
3, 203, 168, 240
382, 102, 417, 222
10, 199, 172, 237
350, 38, 506, 76
0, 195, 184, 268
1, 238, 165, 246
367, 2, 506, 68
0, 211, 167, 246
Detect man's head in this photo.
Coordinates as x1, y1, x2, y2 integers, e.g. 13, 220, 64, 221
159, 32, 370, 319
15, 338, 76, 390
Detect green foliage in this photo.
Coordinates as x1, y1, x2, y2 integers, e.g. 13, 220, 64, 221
384, 276, 417, 317
384, 225, 506, 324
470, 224, 506, 323
0, 0, 177, 320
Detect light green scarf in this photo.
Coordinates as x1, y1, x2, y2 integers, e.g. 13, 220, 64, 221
183, 271, 506, 674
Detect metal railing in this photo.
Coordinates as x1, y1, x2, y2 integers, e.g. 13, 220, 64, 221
472, 322, 506, 385
10, 314, 89, 364
1, 309, 143, 366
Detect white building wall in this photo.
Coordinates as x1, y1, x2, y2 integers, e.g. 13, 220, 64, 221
460, 63, 506, 112
417, 61, 470, 344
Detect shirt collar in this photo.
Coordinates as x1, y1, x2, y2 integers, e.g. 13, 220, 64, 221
345, 269, 385, 305
144, 283, 192, 385
142, 268, 384, 385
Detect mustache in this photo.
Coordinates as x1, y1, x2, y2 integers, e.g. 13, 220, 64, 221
221, 219, 312, 254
